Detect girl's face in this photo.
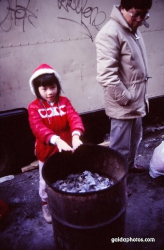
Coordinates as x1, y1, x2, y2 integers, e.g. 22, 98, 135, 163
38, 83, 58, 103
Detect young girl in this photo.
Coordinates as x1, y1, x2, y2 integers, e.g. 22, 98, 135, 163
28, 64, 85, 223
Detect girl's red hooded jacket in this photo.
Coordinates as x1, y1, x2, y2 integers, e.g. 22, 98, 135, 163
28, 96, 84, 162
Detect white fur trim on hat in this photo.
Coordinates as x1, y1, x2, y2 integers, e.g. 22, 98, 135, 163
29, 64, 61, 95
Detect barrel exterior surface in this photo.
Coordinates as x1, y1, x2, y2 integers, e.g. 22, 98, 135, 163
43, 144, 128, 250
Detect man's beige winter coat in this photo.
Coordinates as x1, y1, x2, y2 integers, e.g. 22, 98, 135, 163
95, 5, 150, 119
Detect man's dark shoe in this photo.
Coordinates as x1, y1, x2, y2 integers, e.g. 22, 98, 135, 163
129, 164, 146, 173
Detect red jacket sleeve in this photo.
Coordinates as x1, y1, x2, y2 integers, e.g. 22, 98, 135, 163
28, 102, 56, 144
64, 98, 85, 135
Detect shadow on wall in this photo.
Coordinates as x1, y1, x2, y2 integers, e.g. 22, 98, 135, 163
0, 108, 110, 177
1, 96, 164, 177
0, 108, 36, 177
80, 109, 111, 145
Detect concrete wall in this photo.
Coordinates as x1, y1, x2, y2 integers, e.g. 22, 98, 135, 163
0, 0, 164, 113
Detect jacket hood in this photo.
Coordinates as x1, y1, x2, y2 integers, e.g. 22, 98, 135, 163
29, 63, 61, 95
111, 5, 133, 32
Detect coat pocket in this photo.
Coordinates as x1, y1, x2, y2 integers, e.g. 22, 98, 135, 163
105, 83, 131, 106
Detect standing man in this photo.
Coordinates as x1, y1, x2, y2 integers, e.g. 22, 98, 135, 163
95, 0, 152, 173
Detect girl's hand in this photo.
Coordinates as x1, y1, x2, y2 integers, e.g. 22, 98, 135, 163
56, 138, 73, 152
72, 135, 83, 151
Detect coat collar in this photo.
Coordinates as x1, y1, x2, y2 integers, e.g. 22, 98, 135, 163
111, 5, 133, 32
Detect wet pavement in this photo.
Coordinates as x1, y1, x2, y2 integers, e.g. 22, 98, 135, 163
0, 127, 164, 250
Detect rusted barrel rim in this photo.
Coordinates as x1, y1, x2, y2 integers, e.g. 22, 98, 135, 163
43, 144, 128, 196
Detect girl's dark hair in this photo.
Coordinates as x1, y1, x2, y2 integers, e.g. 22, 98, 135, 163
120, 0, 152, 10
32, 73, 61, 102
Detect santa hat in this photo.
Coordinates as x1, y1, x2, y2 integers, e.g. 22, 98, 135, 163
29, 63, 61, 95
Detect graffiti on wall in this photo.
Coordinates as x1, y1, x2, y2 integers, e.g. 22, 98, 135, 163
57, 0, 106, 41
0, 0, 106, 41
0, 0, 37, 32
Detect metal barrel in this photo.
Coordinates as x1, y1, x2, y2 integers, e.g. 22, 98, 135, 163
42, 144, 128, 250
